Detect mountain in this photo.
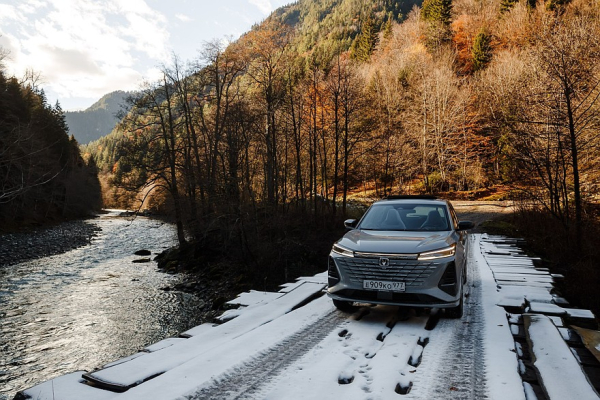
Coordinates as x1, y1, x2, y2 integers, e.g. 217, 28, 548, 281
273, 0, 420, 55
64, 90, 131, 144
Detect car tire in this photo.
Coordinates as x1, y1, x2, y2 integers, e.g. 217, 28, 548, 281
333, 299, 354, 312
445, 293, 463, 319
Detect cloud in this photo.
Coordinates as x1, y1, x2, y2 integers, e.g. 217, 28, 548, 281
1, 0, 171, 109
175, 13, 192, 22
248, 0, 272, 15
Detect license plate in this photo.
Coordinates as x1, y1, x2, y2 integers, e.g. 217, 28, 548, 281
363, 280, 405, 292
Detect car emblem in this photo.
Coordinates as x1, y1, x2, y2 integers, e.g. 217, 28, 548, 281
379, 258, 390, 268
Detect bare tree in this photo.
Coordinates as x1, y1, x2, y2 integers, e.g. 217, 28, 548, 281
116, 74, 187, 245
243, 22, 292, 208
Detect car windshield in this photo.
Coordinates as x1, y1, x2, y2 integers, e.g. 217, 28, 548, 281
358, 203, 451, 231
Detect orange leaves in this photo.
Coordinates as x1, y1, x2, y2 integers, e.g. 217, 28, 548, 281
452, 15, 476, 75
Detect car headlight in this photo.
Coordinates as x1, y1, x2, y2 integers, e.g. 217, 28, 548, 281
418, 244, 456, 260
332, 243, 354, 257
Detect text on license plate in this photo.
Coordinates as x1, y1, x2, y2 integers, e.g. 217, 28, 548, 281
363, 280, 405, 292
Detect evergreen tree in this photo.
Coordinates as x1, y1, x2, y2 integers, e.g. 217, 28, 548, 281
383, 12, 394, 40
421, 0, 453, 26
350, 15, 379, 62
472, 28, 492, 71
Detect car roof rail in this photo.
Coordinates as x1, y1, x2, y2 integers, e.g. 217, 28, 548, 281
385, 195, 439, 200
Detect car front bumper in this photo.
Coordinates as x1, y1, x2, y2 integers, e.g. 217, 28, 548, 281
327, 252, 462, 308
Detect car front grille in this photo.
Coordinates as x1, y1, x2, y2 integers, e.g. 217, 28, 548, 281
335, 257, 440, 287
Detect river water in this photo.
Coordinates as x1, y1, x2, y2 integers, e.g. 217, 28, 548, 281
0, 211, 206, 399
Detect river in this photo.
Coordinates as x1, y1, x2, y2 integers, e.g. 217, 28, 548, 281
0, 211, 206, 399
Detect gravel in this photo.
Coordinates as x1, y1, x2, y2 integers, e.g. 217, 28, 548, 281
0, 219, 101, 267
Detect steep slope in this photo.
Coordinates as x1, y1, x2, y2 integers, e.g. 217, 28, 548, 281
273, 0, 421, 55
64, 90, 131, 144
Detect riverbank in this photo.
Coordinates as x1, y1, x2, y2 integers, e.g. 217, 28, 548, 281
0, 211, 206, 400
0, 219, 101, 267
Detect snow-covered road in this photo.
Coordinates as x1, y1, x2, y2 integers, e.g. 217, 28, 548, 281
17, 234, 600, 400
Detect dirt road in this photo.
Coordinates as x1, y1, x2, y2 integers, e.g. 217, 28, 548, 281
452, 201, 514, 232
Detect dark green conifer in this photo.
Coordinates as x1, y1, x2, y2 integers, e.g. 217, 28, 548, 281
421, 0, 453, 26
472, 28, 492, 72
350, 15, 379, 62
383, 12, 394, 40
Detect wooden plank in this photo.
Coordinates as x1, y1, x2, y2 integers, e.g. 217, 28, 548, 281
16, 371, 116, 400
528, 302, 567, 316
572, 326, 600, 364
83, 281, 326, 391
226, 290, 282, 306
524, 314, 600, 400
144, 338, 186, 352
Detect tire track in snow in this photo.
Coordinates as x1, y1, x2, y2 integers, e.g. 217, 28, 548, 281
406, 236, 488, 400
185, 310, 346, 400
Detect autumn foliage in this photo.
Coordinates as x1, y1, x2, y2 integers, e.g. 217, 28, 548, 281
78, 0, 600, 292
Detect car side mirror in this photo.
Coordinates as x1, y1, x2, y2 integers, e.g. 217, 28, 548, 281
344, 219, 357, 229
458, 221, 475, 231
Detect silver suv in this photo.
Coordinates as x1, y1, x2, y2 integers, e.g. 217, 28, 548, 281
327, 196, 473, 318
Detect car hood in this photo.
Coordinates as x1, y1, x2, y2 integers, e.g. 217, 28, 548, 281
336, 229, 455, 254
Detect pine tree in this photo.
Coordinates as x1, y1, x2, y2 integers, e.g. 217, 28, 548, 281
472, 28, 492, 71
421, 0, 453, 26
350, 15, 379, 62
383, 12, 394, 40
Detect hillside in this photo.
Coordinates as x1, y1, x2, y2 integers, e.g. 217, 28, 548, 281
0, 71, 102, 229
83, 0, 600, 313
64, 90, 131, 144
273, 0, 422, 55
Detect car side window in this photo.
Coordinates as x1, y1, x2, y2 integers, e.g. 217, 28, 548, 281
448, 204, 459, 229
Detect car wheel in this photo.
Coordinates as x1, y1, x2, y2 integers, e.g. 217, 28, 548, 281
333, 299, 354, 312
445, 293, 463, 319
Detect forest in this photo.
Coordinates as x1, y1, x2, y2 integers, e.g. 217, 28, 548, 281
81, 0, 599, 310
0, 65, 102, 230
64, 90, 132, 145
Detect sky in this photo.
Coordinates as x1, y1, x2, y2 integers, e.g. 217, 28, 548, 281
0, 0, 294, 111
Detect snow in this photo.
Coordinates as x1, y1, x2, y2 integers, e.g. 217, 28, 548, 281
528, 302, 567, 316
525, 314, 600, 400
120, 295, 338, 399
515, 342, 523, 357
523, 382, 538, 400
254, 306, 428, 399
226, 289, 283, 306
19, 372, 114, 400
85, 280, 326, 390
101, 352, 146, 369
143, 337, 185, 352
547, 316, 564, 327
179, 322, 216, 338
17, 233, 599, 400
563, 308, 596, 319
475, 235, 528, 400
498, 297, 526, 309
